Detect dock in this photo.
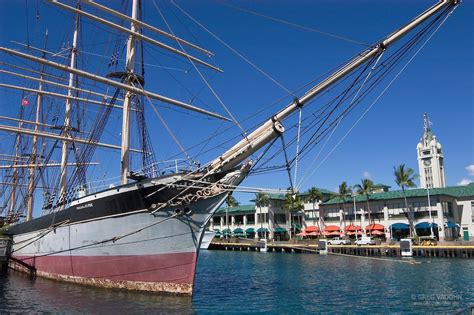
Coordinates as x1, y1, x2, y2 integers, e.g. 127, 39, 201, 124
209, 239, 474, 258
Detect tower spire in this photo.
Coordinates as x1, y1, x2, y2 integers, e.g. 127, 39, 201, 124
423, 112, 432, 135
423, 112, 429, 134
417, 113, 445, 188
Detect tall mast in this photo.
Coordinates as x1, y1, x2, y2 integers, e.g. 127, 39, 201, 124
121, 0, 139, 185
58, 6, 80, 203
26, 30, 48, 221
9, 112, 24, 218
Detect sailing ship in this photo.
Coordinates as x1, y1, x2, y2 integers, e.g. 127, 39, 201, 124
0, 0, 459, 295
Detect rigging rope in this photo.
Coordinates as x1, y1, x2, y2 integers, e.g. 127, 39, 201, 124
296, 51, 385, 189
170, 0, 296, 97
219, 1, 370, 47
153, 0, 246, 138
298, 5, 457, 189
240, 4, 454, 194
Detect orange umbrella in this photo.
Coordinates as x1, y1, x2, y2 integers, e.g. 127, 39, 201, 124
326, 231, 343, 237
346, 231, 363, 236
344, 225, 362, 232
324, 225, 341, 232
365, 223, 384, 231
305, 226, 320, 233
370, 230, 385, 236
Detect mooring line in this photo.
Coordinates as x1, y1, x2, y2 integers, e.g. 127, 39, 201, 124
327, 251, 421, 264
282, 245, 420, 264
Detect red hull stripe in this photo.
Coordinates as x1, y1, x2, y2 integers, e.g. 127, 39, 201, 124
13, 252, 197, 284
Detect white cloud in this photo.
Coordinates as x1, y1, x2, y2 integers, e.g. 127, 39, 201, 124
363, 171, 371, 179
466, 165, 474, 176
457, 179, 473, 186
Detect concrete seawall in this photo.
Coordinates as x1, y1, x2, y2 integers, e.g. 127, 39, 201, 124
210, 239, 474, 258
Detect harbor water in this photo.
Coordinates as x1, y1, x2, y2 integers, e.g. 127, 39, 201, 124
1, 251, 473, 313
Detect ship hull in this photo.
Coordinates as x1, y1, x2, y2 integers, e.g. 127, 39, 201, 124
7, 166, 249, 295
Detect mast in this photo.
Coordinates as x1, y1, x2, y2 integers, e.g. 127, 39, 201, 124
8, 111, 24, 219
58, 6, 80, 202
120, 0, 139, 185
26, 30, 48, 221
207, 0, 457, 174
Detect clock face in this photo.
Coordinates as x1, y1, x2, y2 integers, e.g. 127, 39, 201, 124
423, 159, 431, 166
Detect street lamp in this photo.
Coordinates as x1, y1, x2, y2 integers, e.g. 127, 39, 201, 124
389, 214, 393, 241
427, 187, 434, 239
352, 193, 357, 225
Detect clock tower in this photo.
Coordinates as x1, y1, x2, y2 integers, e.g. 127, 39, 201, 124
416, 113, 446, 188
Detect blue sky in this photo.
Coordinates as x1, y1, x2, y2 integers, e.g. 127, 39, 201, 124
0, 0, 472, 212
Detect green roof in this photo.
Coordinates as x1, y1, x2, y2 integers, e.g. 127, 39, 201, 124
216, 205, 255, 214
323, 183, 474, 205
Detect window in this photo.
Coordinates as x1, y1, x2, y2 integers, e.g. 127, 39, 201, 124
425, 167, 433, 188
471, 202, 474, 223
246, 215, 255, 224
234, 215, 244, 225
275, 214, 286, 224
447, 202, 454, 218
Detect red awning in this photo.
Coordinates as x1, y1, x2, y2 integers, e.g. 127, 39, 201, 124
296, 231, 308, 237
369, 230, 385, 236
305, 226, 320, 233
324, 231, 343, 237
307, 231, 320, 236
344, 225, 362, 232
365, 223, 384, 231
324, 225, 341, 232
346, 231, 363, 236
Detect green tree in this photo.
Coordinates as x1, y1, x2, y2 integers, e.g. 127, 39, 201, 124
255, 192, 270, 239
333, 182, 352, 228
285, 192, 304, 239
354, 178, 375, 225
307, 187, 322, 229
225, 195, 239, 230
394, 164, 418, 237
226, 195, 239, 208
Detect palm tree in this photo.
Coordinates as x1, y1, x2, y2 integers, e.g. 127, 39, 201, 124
284, 192, 304, 239
354, 178, 375, 225
255, 192, 270, 239
307, 187, 322, 227
394, 164, 418, 237
225, 195, 239, 231
226, 195, 239, 207
333, 182, 352, 228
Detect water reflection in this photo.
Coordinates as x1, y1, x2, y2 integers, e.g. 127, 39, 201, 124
1, 271, 192, 314
1, 251, 473, 313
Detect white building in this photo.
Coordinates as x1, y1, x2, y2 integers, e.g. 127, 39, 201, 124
319, 184, 474, 241
417, 113, 446, 188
